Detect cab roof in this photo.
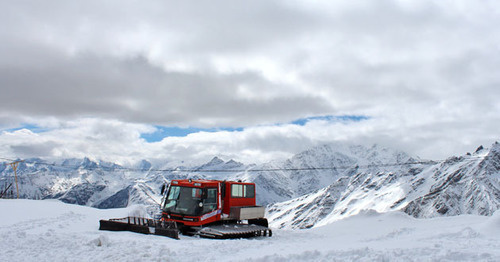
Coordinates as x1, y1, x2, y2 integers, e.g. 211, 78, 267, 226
170, 179, 254, 187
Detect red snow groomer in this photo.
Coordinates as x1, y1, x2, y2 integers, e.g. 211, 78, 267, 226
99, 179, 272, 239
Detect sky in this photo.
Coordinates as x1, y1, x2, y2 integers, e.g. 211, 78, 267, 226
0, 0, 499, 165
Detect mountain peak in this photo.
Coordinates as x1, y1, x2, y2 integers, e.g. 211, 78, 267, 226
225, 159, 244, 169
81, 157, 98, 169
475, 145, 485, 153
208, 156, 224, 165
137, 160, 152, 171
195, 156, 226, 170
479, 142, 500, 173
491, 141, 500, 153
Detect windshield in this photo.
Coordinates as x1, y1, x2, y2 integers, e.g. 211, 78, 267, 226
163, 186, 203, 216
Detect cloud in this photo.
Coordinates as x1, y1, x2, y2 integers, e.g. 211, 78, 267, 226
0, 0, 333, 127
0, 115, 493, 166
0, 0, 499, 163
0, 47, 333, 127
0, 119, 153, 163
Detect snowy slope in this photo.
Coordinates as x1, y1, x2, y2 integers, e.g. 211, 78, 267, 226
403, 143, 500, 218
268, 142, 500, 229
239, 143, 416, 205
1, 199, 499, 261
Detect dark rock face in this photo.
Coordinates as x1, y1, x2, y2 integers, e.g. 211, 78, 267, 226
95, 187, 130, 209
59, 184, 106, 205
403, 143, 500, 218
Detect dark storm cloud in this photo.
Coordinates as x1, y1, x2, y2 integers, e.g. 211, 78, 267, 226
0, 46, 331, 126
9, 141, 60, 158
0, 0, 332, 127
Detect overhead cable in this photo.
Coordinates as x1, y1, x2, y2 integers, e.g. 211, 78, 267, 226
0, 155, 487, 174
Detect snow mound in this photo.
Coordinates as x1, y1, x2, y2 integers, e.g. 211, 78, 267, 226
480, 209, 500, 235
90, 235, 110, 247
127, 204, 152, 218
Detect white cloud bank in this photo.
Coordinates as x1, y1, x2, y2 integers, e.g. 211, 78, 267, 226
0, 116, 496, 165
0, 0, 499, 164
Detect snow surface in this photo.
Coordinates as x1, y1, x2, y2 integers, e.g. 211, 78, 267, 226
1, 199, 499, 261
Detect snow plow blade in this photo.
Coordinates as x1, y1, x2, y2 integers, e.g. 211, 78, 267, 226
99, 217, 179, 240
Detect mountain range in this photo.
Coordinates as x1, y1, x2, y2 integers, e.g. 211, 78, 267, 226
1, 142, 499, 227
267, 142, 500, 229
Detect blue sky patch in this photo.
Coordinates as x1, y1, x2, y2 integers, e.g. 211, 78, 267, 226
290, 115, 370, 126
140, 115, 369, 143
3, 115, 369, 143
141, 126, 244, 142
3, 124, 49, 133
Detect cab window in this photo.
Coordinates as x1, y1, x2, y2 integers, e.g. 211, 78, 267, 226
202, 188, 217, 213
231, 184, 255, 198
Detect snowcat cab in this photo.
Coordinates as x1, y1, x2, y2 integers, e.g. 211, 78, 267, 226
99, 179, 271, 239
161, 179, 271, 238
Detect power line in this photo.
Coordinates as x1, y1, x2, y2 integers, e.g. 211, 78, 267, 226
0, 157, 19, 162
0, 155, 486, 174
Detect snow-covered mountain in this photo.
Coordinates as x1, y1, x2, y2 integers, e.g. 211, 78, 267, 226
239, 143, 417, 205
0, 157, 188, 215
2, 142, 499, 227
0, 143, 414, 208
403, 143, 500, 217
267, 142, 500, 229
0, 155, 248, 214
195, 156, 245, 171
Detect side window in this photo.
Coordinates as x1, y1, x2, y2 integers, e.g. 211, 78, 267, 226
202, 188, 217, 213
163, 186, 180, 210
231, 184, 243, 198
231, 184, 255, 198
246, 184, 255, 198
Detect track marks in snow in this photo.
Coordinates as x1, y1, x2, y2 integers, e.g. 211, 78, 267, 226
245, 248, 496, 262
363, 227, 416, 242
